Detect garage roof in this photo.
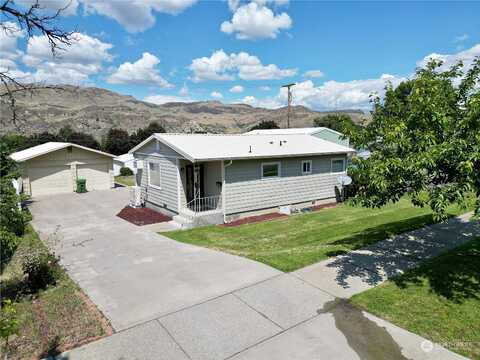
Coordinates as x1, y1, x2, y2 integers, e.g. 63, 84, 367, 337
130, 133, 355, 162
10, 142, 115, 162
245, 127, 343, 136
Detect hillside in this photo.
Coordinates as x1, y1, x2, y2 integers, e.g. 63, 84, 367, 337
0, 85, 369, 138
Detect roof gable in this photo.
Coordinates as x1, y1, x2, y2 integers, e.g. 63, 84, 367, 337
10, 142, 115, 162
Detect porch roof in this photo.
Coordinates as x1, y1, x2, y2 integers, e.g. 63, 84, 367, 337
131, 133, 355, 162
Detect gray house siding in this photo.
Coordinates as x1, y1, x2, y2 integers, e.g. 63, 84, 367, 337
134, 139, 181, 214
313, 129, 349, 147
224, 155, 346, 214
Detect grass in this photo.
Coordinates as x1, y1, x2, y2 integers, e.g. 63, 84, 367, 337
164, 198, 472, 272
351, 238, 480, 359
0, 226, 111, 359
114, 175, 135, 187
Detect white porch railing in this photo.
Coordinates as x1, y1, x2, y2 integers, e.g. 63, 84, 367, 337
186, 195, 222, 213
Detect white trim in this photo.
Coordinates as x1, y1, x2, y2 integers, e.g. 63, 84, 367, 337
330, 157, 345, 173
261, 161, 281, 179
301, 160, 312, 175
176, 158, 181, 211
134, 152, 182, 160
147, 161, 162, 190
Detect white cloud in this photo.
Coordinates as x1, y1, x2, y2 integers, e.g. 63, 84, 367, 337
210, 91, 223, 99
240, 75, 406, 110
82, 0, 197, 33
189, 49, 296, 82
221, 2, 292, 40
454, 34, 469, 43
417, 43, 480, 72
107, 52, 172, 87
259, 85, 271, 91
229, 85, 244, 93
0, 22, 24, 63
144, 94, 194, 104
179, 83, 189, 96
22, 32, 113, 84
303, 69, 324, 78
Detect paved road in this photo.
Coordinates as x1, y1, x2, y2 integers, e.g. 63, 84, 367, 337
30, 189, 478, 360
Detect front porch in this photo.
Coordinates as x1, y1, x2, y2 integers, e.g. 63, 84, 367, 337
175, 159, 224, 228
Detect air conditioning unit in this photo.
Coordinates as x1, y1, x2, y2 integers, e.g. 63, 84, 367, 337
135, 159, 144, 170
130, 186, 144, 208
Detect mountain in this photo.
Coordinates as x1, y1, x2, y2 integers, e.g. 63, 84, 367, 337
0, 85, 369, 138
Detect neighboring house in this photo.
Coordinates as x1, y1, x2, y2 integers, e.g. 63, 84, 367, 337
246, 127, 349, 147
10, 142, 115, 197
113, 153, 136, 176
129, 132, 355, 228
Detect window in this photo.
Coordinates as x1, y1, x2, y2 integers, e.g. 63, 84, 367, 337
302, 160, 312, 175
148, 162, 161, 188
261, 162, 280, 178
331, 158, 345, 173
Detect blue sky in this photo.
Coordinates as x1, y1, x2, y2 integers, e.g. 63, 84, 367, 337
1, 0, 479, 110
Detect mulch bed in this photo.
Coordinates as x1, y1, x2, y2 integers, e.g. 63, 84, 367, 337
222, 212, 288, 227
117, 206, 172, 226
310, 202, 337, 211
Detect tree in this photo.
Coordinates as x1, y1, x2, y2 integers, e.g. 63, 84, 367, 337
103, 128, 131, 155
131, 121, 165, 146
249, 120, 280, 131
313, 114, 357, 134
1, 0, 74, 124
58, 125, 100, 149
346, 58, 480, 220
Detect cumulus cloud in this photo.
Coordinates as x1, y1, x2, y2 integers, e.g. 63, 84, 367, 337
210, 91, 223, 99
18, 0, 79, 16
240, 75, 406, 110
0, 22, 24, 63
417, 43, 480, 72
221, 1, 292, 40
189, 49, 296, 82
82, 0, 198, 33
22, 32, 113, 84
144, 94, 194, 104
303, 69, 324, 78
229, 85, 244, 93
107, 52, 172, 87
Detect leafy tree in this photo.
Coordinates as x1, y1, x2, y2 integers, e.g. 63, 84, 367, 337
313, 114, 357, 134
58, 126, 100, 149
346, 58, 480, 220
103, 128, 131, 155
131, 121, 165, 146
249, 120, 280, 131
29, 131, 58, 146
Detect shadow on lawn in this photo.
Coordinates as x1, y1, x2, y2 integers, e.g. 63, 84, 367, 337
325, 216, 480, 301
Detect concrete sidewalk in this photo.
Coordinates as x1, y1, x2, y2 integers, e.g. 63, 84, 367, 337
53, 213, 479, 360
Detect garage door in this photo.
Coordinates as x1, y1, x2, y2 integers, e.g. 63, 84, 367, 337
77, 163, 110, 191
29, 166, 73, 196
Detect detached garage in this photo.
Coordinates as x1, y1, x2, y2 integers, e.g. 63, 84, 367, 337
10, 142, 115, 197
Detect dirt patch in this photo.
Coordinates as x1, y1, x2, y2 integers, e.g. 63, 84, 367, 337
222, 212, 288, 227
117, 206, 172, 226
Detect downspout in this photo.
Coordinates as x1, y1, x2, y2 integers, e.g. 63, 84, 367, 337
222, 160, 233, 223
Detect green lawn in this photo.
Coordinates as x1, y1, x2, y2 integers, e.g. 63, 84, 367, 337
114, 175, 135, 187
351, 238, 480, 359
0, 226, 111, 359
164, 198, 472, 272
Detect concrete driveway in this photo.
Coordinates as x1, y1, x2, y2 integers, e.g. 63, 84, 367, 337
29, 188, 280, 330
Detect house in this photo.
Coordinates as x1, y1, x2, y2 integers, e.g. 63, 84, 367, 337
10, 142, 115, 197
113, 153, 137, 176
129, 132, 355, 228
245, 127, 349, 147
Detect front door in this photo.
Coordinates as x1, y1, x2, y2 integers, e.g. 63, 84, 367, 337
185, 164, 204, 203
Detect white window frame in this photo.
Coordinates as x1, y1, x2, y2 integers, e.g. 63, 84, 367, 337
301, 160, 312, 175
148, 161, 162, 189
261, 161, 281, 179
330, 158, 346, 173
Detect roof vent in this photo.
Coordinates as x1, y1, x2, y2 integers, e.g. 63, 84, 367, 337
249, 145, 252, 153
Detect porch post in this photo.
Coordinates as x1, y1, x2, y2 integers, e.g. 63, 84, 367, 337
221, 160, 226, 222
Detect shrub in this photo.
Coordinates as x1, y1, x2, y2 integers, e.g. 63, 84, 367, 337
119, 167, 133, 176
76, 178, 87, 193
0, 228, 19, 271
0, 299, 18, 356
22, 250, 60, 293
